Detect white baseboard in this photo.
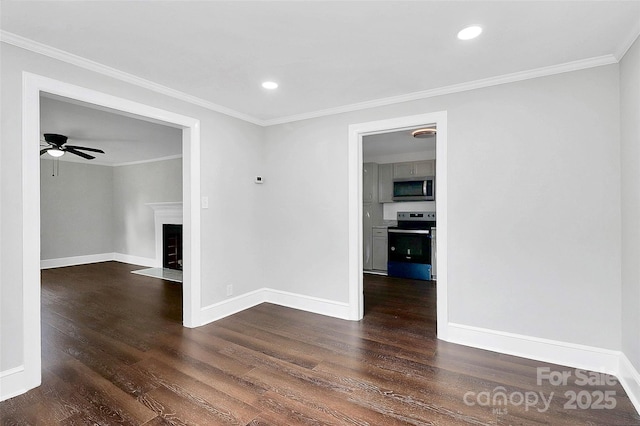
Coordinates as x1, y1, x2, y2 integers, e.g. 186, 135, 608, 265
200, 289, 267, 325
112, 253, 157, 268
618, 354, 640, 413
40, 252, 114, 269
447, 322, 621, 374
264, 288, 351, 320
446, 322, 640, 415
40, 252, 156, 269
0, 365, 28, 402
200, 288, 352, 326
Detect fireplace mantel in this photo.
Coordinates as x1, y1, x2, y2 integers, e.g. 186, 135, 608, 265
147, 202, 183, 213
147, 202, 183, 267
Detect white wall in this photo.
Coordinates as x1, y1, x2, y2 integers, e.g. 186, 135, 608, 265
40, 159, 114, 259
362, 149, 435, 164
263, 64, 622, 350
621, 37, 640, 372
39, 157, 183, 264
1, 43, 265, 373
113, 158, 182, 260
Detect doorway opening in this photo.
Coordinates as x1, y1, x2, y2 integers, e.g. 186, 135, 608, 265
347, 111, 448, 340
362, 126, 436, 279
21, 72, 201, 395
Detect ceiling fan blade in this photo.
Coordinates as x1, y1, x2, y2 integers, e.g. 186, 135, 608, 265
65, 145, 105, 154
66, 148, 95, 160
40, 148, 52, 156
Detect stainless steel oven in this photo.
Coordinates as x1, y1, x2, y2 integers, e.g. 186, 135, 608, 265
387, 212, 435, 280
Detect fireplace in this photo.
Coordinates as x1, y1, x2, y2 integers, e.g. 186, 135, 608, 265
163, 224, 183, 271
147, 202, 183, 269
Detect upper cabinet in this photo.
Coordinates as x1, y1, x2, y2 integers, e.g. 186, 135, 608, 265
363, 162, 379, 203
378, 163, 394, 203
393, 160, 435, 179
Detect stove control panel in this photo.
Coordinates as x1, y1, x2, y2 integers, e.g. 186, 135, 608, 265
397, 211, 436, 221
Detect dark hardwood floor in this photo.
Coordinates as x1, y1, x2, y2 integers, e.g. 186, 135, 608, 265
2, 261, 639, 425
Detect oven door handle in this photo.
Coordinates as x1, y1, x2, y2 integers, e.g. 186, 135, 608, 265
388, 229, 430, 235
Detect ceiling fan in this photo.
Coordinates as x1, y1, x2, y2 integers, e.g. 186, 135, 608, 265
40, 133, 105, 160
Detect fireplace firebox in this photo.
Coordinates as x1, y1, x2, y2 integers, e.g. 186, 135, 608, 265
163, 224, 183, 271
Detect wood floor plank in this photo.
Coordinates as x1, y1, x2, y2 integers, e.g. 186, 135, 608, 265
146, 346, 267, 406
200, 324, 325, 370
155, 329, 257, 378
55, 359, 157, 425
246, 363, 440, 426
133, 355, 262, 424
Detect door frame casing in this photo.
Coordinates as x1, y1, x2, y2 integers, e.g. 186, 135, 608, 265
347, 111, 448, 339
20, 72, 201, 394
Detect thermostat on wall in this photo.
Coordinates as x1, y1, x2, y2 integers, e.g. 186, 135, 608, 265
255, 176, 264, 184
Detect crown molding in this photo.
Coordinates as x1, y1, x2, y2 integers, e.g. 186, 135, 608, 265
41, 154, 183, 167
615, 20, 640, 61
1, 30, 621, 128
113, 154, 183, 167
263, 54, 619, 126
0, 30, 263, 126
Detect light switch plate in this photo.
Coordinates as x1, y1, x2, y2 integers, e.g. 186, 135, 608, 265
201, 196, 209, 209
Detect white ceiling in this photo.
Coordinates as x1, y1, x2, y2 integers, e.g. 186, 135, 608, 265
363, 127, 436, 159
3, 1, 640, 164
40, 96, 182, 166
3, 1, 640, 125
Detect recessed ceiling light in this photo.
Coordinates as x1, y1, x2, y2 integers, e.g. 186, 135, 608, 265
457, 25, 482, 40
412, 128, 437, 138
262, 81, 278, 90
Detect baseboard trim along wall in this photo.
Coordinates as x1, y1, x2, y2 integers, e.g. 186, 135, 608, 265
199, 288, 351, 326
112, 253, 156, 268
619, 354, 640, 414
447, 322, 621, 373
40, 253, 114, 269
40, 253, 156, 269
0, 366, 27, 402
446, 322, 640, 415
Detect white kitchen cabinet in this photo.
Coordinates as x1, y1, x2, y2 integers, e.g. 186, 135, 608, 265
363, 203, 383, 270
363, 162, 379, 203
393, 160, 435, 179
372, 227, 388, 271
378, 163, 394, 203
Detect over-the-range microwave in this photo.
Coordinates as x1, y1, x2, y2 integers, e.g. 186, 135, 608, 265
393, 176, 435, 201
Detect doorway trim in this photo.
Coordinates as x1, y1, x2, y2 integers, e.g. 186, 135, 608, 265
21, 72, 201, 393
347, 111, 448, 339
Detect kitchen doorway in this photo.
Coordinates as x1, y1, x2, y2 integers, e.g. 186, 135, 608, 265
347, 111, 449, 340
362, 127, 436, 279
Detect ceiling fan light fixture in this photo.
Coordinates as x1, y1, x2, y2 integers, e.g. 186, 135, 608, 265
412, 128, 437, 138
47, 149, 65, 158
